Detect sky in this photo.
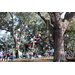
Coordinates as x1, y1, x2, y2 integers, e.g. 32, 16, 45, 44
61, 12, 66, 18
0, 12, 66, 37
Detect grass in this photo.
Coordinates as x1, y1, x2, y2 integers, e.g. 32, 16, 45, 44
8, 57, 54, 62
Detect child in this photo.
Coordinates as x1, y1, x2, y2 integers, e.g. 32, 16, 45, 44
0, 49, 3, 61
29, 32, 41, 49
24, 42, 29, 52
7, 51, 10, 61
48, 38, 52, 44
10, 52, 13, 61
2, 53, 6, 61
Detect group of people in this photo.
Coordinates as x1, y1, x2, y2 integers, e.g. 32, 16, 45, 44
0, 49, 14, 61
21, 48, 54, 59
65, 50, 75, 58
0, 31, 53, 61
22, 51, 39, 59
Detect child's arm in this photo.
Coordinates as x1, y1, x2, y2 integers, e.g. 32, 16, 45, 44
33, 37, 40, 40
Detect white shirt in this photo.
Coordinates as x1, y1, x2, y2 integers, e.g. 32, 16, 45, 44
65, 51, 67, 54
48, 46, 50, 50
0, 51, 3, 56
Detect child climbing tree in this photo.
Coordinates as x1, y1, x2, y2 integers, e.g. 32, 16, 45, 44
38, 12, 75, 62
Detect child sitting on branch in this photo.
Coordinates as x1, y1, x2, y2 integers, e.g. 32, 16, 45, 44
29, 32, 41, 49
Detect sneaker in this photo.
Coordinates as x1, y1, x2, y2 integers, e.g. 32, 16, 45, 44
32, 48, 34, 49
29, 47, 31, 49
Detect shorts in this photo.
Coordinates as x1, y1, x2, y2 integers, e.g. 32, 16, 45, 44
25, 45, 29, 48
7, 54, 10, 58
35, 41, 39, 45
24, 49, 28, 52
49, 40, 52, 44
0, 56, 2, 59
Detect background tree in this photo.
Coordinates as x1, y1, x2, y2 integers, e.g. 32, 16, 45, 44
64, 18, 75, 51
24, 15, 52, 52
0, 12, 36, 51
0, 33, 15, 50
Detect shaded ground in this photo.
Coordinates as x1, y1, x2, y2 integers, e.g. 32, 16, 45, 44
2, 57, 54, 62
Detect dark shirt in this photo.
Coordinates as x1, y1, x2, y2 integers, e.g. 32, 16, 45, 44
7, 53, 10, 57
35, 37, 40, 41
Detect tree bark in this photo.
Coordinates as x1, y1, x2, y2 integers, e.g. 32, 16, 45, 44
53, 13, 66, 62
54, 27, 65, 62
15, 42, 20, 50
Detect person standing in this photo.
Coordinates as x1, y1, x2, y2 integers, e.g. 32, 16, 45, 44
15, 49, 19, 59
2, 53, 6, 61
33, 51, 35, 57
48, 45, 50, 50
7, 51, 10, 61
24, 42, 29, 52
9, 49, 13, 54
10, 52, 13, 61
0, 49, 3, 61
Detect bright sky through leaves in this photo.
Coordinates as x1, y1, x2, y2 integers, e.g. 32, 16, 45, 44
0, 12, 66, 37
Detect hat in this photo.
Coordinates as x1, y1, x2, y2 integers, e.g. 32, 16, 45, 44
39, 34, 41, 37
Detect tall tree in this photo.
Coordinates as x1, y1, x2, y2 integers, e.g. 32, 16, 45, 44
0, 12, 35, 51
38, 12, 75, 62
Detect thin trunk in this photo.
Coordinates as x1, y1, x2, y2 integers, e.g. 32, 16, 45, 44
12, 33, 21, 51
15, 42, 20, 50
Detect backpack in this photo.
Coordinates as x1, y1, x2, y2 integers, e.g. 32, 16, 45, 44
26, 43, 28, 46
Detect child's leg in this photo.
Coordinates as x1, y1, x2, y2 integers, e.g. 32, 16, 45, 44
30, 41, 33, 48
7, 57, 9, 61
33, 41, 37, 49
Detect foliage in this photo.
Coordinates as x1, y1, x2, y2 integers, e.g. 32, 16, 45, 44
0, 12, 36, 50
0, 34, 15, 50
64, 19, 75, 51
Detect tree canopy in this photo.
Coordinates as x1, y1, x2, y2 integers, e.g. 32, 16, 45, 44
0, 12, 75, 62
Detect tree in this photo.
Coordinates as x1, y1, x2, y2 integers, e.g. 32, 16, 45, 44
37, 20, 52, 52
38, 12, 75, 62
0, 12, 7, 22
0, 33, 15, 50
64, 18, 75, 51
25, 15, 52, 52
0, 12, 35, 51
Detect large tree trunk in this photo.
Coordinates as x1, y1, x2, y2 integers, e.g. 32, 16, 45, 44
54, 28, 65, 62
53, 13, 66, 62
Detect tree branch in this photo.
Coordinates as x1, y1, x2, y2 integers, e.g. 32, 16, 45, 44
64, 12, 75, 21
0, 12, 7, 21
54, 12, 62, 28
2, 20, 12, 32
48, 12, 54, 27
38, 12, 55, 42
63, 12, 75, 34
37, 12, 47, 24
9, 12, 13, 18
59, 12, 63, 15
